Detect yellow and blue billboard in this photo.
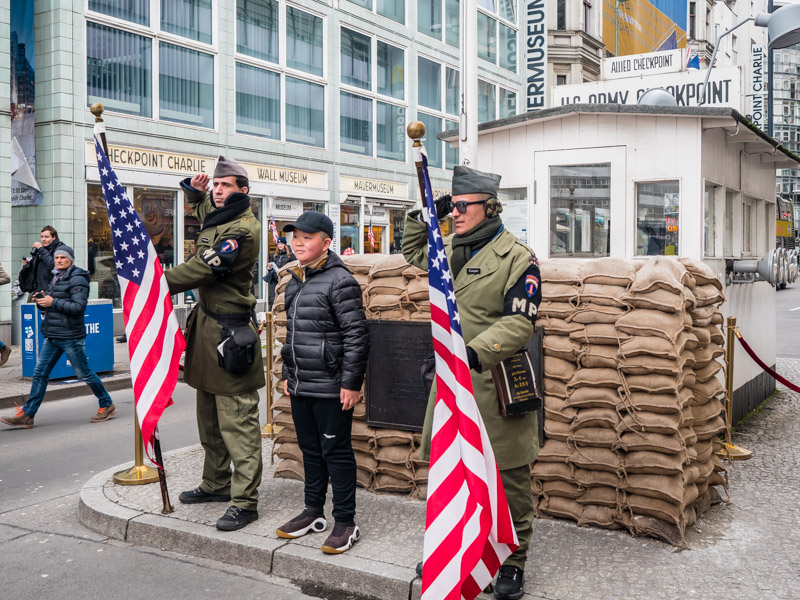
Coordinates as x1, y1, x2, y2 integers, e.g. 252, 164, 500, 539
603, 0, 687, 57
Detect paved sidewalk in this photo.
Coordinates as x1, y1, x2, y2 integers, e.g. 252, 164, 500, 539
77, 360, 800, 599
0, 341, 133, 409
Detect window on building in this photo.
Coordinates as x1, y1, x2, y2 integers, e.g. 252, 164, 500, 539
557, 74, 567, 86
346, 0, 404, 24
704, 182, 716, 257
743, 198, 753, 255
236, 63, 280, 139
418, 57, 442, 111
89, 0, 149, 25
340, 28, 406, 160
87, 3, 216, 128
286, 6, 324, 76
419, 0, 443, 40
162, 0, 212, 44
286, 77, 325, 147
236, 0, 279, 63
500, 88, 516, 118
725, 190, 735, 256
583, 1, 591, 34
635, 180, 680, 256
478, 12, 497, 63
550, 164, 611, 257
446, 67, 460, 115
159, 43, 215, 128
340, 204, 360, 253
474, 3, 517, 72
389, 208, 406, 254
445, 119, 459, 169
418, 57, 458, 169
689, 2, 696, 39
445, 0, 460, 46
86, 23, 153, 118
557, 0, 566, 30
478, 79, 496, 123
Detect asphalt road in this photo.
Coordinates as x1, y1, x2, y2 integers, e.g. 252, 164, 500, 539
775, 281, 800, 357
0, 384, 332, 600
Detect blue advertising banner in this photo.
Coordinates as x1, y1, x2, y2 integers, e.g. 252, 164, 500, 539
21, 303, 115, 379
10, 0, 42, 206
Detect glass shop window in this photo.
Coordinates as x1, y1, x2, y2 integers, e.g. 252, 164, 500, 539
340, 204, 361, 253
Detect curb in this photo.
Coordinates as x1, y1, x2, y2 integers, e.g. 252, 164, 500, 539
78, 462, 421, 600
0, 373, 132, 410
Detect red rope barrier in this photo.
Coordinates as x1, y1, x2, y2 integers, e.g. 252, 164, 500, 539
735, 330, 800, 393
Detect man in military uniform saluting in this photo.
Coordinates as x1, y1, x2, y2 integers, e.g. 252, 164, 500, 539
165, 157, 265, 531
402, 166, 541, 600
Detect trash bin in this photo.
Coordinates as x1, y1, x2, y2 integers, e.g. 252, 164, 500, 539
21, 299, 115, 379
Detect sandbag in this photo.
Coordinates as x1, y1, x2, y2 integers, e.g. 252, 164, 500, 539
616, 309, 686, 343
568, 447, 622, 474
376, 445, 414, 466
536, 439, 572, 463
534, 479, 584, 499
343, 253, 384, 274
366, 276, 406, 296
624, 390, 688, 415
576, 486, 619, 508
570, 407, 621, 431
581, 257, 637, 287
625, 473, 684, 504
274, 457, 305, 482
630, 258, 689, 295
369, 254, 410, 278
578, 283, 628, 308
618, 333, 691, 360
375, 429, 415, 447
540, 259, 584, 284
678, 257, 722, 289
544, 395, 578, 423
573, 468, 623, 489
544, 335, 582, 362
569, 304, 627, 324
543, 317, 584, 336
374, 473, 414, 493
570, 426, 619, 449
354, 450, 379, 473
567, 368, 623, 390
402, 264, 428, 280
623, 451, 687, 475
537, 496, 583, 521
625, 287, 692, 313
544, 378, 568, 398
569, 323, 623, 345
566, 386, 621, 409
617, 431, 685, 455
577, 344, 619, 369
539, 301, 576, 319
619, 354, 684, 376
618, 411, 682, 436
544, 419, 570, 441
544, 356, 577, 382
579, 505, 619, 528
532, 461, 574, 482
543, 282, 580, 303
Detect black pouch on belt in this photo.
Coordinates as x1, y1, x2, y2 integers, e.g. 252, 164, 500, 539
203, 305, 259, 374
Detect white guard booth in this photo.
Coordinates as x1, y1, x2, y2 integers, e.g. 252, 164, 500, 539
448, 104, 800, 421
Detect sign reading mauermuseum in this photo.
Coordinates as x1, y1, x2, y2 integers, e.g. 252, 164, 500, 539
602, 49, 683, 80
341, 175, 408, 198
85, 143, 325, 188
525, 0, 547, 111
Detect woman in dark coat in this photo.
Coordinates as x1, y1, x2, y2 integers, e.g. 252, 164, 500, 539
263, 236, 295, 307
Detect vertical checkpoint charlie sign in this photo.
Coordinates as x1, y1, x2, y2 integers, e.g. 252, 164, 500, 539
748, 46, 765, 130
526, 0, 547, 111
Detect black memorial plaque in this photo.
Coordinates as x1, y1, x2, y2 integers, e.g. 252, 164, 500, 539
366, 321, 433, 432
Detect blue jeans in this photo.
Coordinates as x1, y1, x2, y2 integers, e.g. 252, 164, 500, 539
23, 337, 112, 418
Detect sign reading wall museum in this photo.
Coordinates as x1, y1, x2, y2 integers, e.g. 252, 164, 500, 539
602, 49, 683, 80
552, 67, 741, 109
85, 143, 325, 188
525, 0, 547, 111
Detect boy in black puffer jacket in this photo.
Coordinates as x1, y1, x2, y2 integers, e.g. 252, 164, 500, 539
1, 246, 115, 430
275, 212, 369, 555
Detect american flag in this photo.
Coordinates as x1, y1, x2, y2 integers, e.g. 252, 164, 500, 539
367, 212, 376, 249
269, 213, 279, 245
416, 148, 518, 600
94, 136, 186, 458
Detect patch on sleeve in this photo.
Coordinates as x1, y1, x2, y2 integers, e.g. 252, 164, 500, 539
529, 254, 539, 267
201, 235, 244, 280
504, 263, 542, 324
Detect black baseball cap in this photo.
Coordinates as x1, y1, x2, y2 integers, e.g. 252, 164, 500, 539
284, 211, 334, 238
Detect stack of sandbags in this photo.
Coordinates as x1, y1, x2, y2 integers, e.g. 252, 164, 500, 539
270, 253, 428, 497
534, 256, 728, 546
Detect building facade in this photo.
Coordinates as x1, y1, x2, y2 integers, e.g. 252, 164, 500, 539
3, 0, 526, 335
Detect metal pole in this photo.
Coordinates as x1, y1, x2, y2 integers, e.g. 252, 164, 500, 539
768, 0, 774, 137
700, 18, 755, 105
113, 406, 160, 484
459, 0, 478, 167
261, 310, 280, 444
719, 316, 753, 460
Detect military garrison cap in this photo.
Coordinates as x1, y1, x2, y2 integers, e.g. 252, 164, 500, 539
214, 156, 248, 182
452, 165, 501, 197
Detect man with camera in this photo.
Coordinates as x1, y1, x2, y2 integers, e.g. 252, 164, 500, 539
19, 225, 66, 298
1, 246, 116, 429
163, 157, 265, 532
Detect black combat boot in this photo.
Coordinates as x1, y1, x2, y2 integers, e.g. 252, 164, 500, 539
494, 565, 524, 600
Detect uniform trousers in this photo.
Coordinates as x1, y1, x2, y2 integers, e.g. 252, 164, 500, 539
499, 464, 535, 570
196, 389, 262, 511
290, 395, 357, 522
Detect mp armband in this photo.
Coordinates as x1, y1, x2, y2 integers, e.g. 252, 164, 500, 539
200, 236, 243, 280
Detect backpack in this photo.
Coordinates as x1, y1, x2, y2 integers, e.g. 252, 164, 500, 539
18, 256, 38, 293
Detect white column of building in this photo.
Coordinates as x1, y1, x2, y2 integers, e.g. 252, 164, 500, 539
460, 0, 479, 168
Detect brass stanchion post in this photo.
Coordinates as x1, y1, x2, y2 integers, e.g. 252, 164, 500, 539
113, 407, 159, 484
718, 316, 752, 460
262, 310, 281, 439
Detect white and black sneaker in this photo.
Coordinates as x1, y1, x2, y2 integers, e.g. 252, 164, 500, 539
321, 522, 360, 554
276, 507, 327, 539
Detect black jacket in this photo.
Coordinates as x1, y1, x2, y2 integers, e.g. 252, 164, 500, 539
281, 252, 369, 398
40, 265, 90, 340
32, 239, 66, 293
263, 249, 295, 284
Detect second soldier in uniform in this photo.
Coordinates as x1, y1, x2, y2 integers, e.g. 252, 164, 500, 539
165, 157, 265, 531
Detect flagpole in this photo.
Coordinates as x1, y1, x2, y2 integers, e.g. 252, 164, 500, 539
92, 103, 160, 487
407, 122, 430, 210
153, 426, 174, 513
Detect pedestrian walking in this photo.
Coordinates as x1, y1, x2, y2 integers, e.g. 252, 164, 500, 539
1, 246, 116, 429
402, 166, 542, 600
18, 225, 66, 298
164, 157, 265, 532
274, 211, 369, 554
263, 236, 295, 307
0, 261, 11, 366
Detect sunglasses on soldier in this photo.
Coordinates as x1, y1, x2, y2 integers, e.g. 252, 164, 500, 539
448, 199, 486, 214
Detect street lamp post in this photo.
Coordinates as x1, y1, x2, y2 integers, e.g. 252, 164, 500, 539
700, 4, 800, 106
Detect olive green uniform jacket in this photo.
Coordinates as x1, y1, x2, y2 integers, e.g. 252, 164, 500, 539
402, 213, 539, 471
164, 186, 265, 395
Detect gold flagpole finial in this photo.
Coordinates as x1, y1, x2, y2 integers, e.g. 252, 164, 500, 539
407, 121, 426, 147
90, 102, 105, 123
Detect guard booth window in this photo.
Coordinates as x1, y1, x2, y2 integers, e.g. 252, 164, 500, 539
636, 181, 680, 256
549, 164, 610, 257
